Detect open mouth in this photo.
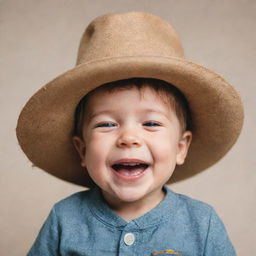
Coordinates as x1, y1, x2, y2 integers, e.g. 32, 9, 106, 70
111, 162, 149, 177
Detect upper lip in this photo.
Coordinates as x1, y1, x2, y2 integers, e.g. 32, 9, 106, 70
111, 158, 150, 166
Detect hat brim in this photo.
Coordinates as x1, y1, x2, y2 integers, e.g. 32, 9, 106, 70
16, 56, 244, 187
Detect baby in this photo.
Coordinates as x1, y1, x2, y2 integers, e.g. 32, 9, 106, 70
17, 12, 243, 255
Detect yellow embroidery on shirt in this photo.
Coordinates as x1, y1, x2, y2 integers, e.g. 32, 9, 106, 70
151, 249, 182, 255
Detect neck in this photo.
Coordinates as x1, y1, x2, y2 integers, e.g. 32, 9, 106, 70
102, 188, 166, 222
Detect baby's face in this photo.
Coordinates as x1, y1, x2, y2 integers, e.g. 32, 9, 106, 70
73, 86, 191, 206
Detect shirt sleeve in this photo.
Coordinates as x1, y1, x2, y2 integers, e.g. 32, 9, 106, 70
204, 209, 236, 256
27, 207, 59, 256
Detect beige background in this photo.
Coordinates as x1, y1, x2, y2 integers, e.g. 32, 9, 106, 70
1, 0, 255, 255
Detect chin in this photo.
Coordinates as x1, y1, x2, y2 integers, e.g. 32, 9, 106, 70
113, 188, 149, 203
103, 186, 139, 201
118, 194, 143, 203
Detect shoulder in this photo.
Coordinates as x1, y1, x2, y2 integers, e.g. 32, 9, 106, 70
166, 188, 217, 227
166, 188, 234, 245
175, 191, 213, 214
52, 189, 93, 218
169, 187, 213, 212
164, 188, 236, 254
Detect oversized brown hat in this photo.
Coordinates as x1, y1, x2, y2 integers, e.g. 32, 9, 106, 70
16, 12, 244, 187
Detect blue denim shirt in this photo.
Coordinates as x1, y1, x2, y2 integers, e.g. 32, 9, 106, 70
28, 186, 236, 256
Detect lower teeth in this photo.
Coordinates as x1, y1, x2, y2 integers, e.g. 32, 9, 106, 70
119, 169, 145, 176
112, 163, 148, 177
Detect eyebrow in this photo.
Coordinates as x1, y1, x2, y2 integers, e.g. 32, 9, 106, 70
143, 108, 172, 120
88, 108, 171, 121
87, 110, 115, 122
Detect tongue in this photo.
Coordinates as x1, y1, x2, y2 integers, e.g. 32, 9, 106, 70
117, 167, 146, 177
113, 164, 148, 176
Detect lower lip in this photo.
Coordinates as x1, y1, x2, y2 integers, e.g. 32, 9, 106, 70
111, 167, 148, 182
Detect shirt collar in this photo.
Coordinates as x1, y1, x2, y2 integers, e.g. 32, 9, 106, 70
87, 186, 178, 230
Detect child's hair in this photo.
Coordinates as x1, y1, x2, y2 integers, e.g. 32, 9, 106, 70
73, 78, 192, 138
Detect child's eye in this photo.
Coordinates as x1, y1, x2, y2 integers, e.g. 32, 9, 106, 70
143, 121, 161, 127
95, 122, 117, 128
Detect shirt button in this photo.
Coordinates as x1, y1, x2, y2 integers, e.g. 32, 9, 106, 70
124, 232, 135, 246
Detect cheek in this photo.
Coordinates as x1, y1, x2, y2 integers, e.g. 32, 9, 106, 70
153, 131, 179, 151
84, 134, 112, 165
84, 142, 104, 182
85, 142, 100, 165
150, 132, 180, 163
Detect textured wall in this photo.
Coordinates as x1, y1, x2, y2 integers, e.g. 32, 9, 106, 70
1, 0, 255, 255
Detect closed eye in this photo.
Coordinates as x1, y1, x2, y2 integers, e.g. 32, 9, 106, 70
95, 122, 117, 128
143, 121, 161, 127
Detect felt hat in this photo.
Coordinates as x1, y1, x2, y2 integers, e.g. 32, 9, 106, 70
16, 12, 244, 187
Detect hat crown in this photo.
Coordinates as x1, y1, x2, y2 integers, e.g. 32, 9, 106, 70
76, 12, 184, 65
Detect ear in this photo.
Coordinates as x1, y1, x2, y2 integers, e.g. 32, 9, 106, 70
176, 131, 192, 165
72, 136, 87, 167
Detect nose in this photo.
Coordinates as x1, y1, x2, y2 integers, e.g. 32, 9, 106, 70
116, 128, 142, 148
